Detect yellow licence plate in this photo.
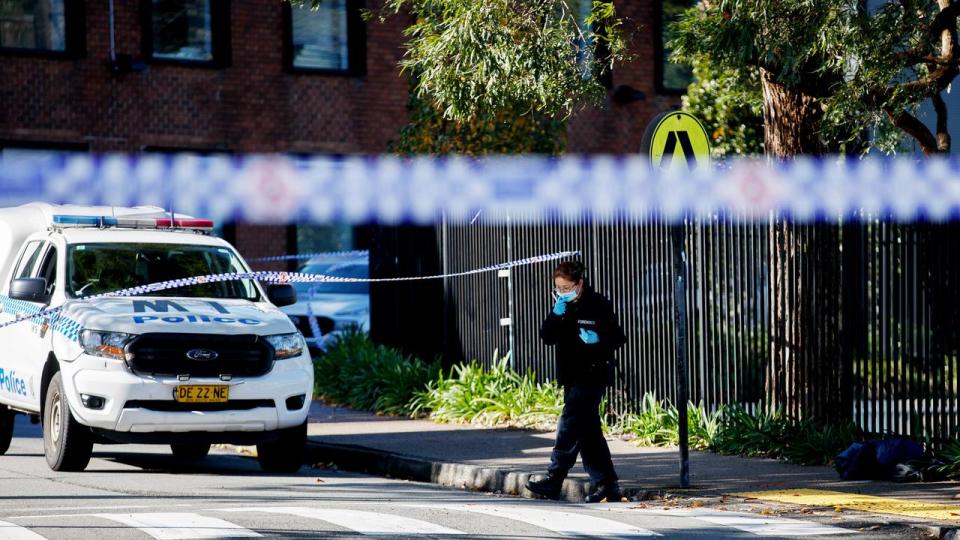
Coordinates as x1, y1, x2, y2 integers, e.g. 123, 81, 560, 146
175, 385, 229, 403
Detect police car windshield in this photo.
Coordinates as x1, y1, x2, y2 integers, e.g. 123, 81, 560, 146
66, 243, 260, 300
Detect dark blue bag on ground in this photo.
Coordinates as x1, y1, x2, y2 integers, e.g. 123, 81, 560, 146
835, 439, 925, 480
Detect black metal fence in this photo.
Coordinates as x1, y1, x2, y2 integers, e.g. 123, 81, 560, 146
421, 218, 960, 442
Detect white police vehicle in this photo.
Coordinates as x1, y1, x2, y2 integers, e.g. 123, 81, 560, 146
0, 203, 313, 472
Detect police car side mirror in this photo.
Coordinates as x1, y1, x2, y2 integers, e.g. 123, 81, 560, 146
10, 278, 50, 304
267, 284, 297, 307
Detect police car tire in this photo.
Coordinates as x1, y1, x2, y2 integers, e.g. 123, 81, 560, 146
256, 421, 306, 473
0, 406, 13, 455
171, 443, 210, 460
43, 373, 93, 472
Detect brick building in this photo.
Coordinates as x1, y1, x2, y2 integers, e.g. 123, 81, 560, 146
0, 0, 688, 261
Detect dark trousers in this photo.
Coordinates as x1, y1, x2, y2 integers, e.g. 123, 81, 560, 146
547, 384, 617, 485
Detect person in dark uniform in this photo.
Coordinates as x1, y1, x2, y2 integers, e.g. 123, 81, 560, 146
525, 260, 626, 503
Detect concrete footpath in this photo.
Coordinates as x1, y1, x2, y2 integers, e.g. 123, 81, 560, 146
298, 402, 960, 532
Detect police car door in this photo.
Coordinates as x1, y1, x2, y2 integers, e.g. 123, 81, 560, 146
0, 240, 47, 409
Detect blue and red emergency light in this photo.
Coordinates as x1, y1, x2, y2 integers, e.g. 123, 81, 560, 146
52, 215, 214, 231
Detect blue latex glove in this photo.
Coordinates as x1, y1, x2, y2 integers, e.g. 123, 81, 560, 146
579, 328, 599, 344
553, 296, 568, 316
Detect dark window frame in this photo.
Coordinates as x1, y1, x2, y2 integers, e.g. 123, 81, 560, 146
140, 0, 231, 68
0, 0, 86, 59
282, 0, 366, 76
0, 140, 89, 153
654, 0, 694, 96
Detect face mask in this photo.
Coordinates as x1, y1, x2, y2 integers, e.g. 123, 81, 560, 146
555, 288, 579, 302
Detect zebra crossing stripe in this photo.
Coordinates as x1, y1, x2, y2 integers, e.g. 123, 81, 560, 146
93, 513, 261, 540
407, 503, 659, 538
595, 506, 853, 537
222, 506, 466, 536
0, 520, 47, 540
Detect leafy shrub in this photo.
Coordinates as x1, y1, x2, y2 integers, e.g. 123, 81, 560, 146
409, 354, 563, 429
314, 331, 859, 466
609, 393, 722, 450
313, 328, 438, 416
935, 440, 960, 479
713, 404, 861, 465
713, 404, 792, 459
784, 419, 862, 466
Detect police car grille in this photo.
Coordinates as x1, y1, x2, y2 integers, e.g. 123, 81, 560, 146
124, 399, 274, 412
127, 334, 274, 377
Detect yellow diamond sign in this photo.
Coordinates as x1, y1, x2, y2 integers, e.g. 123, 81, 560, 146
641, 111, 711, 171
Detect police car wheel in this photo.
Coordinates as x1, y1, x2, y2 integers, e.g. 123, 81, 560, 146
43, 372, 93, 472
170, 443, 210, 460
0, 405, 14, 455
257, 421, 306, 473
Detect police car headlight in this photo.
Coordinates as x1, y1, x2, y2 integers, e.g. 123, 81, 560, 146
80, 330, 136, 361
265, 333, 305, 359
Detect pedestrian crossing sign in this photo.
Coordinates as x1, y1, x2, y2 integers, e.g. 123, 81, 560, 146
641, 111, 711, 171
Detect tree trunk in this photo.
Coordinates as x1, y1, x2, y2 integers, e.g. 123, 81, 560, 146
760, 68, 847, 424
760, 68, 825, 157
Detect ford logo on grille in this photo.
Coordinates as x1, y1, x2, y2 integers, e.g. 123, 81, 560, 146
186, 348, 219, 361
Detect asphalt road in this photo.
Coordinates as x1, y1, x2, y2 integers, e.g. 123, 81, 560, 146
0, 415, 929, 540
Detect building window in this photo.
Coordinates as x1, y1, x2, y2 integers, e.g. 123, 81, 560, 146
657, 0, 696, 94
0, 142, 88, 163
0, 0, 83, 55
284, 0, 365, 75
144, 0, 230, 66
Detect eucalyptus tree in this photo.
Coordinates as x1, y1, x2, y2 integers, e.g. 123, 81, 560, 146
671, 0, 960, 423
371, 0, 627, 154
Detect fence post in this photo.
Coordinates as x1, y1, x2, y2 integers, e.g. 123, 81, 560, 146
672, 219, 690, 488
840, 220, 864, 424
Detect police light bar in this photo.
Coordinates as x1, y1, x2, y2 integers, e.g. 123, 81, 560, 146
52, 215, 214, 231
155, 218, 214, 230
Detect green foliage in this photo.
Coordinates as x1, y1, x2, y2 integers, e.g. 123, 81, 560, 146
409, 355, 563, 429
785, 419, 862, 466
314, 331, 857, 465
713, 404, 792, 458
373, 0, 627, 124
681, 55, 764, 158
670, 0, 956, 155
390, 86, 566, 155
313, 328, 439, 415
608, 393, 722, 451
935, 440, 960, 479
713, 404, 861, 465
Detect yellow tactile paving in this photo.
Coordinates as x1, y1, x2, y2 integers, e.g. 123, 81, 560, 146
735, 488, 960, 522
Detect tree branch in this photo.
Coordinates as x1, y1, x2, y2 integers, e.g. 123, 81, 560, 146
885, 107, 939, 154
882, 2, 960, 102
931, 0, 960, 44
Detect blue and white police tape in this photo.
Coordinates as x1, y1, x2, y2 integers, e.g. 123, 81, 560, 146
304, 299, 326, 347
5, 154, 960, 223
250, 250, 369, 263
0, 250, 579, 332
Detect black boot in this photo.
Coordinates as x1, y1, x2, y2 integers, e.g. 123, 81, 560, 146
585, 481, 622, 503
525, 473, 564, 500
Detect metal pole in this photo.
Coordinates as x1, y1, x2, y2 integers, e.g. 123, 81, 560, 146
505, 214, 516, 369
672, 219, 690, 488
